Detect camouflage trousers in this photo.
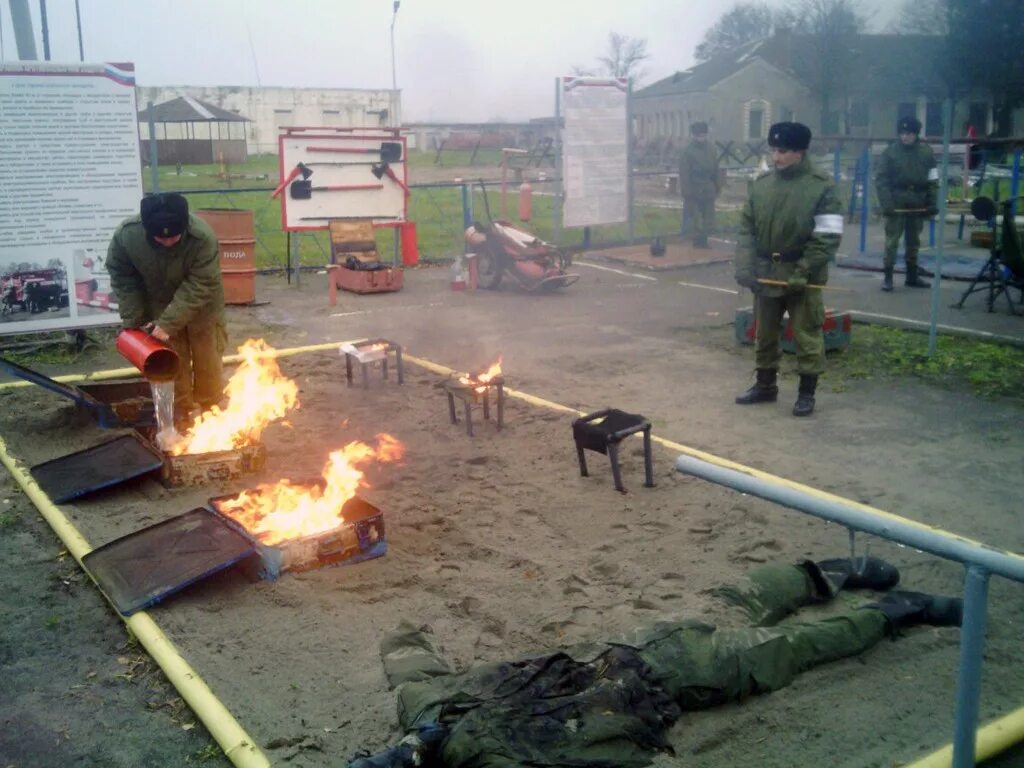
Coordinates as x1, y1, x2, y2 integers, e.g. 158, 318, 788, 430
168, 319, 227, 411
753, 290, 826, 375
883, 213, 926, 270
683, 195, 715, 241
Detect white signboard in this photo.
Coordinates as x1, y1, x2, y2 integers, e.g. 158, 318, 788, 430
0, 62, 142, 335
278, 129, 408, 231
561, 77, 629, 228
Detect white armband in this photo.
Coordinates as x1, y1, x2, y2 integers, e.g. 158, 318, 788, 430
813, 214, 843, 235
927, 168, 939, 181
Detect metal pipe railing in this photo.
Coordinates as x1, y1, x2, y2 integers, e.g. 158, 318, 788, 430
674, 453, 1024, 768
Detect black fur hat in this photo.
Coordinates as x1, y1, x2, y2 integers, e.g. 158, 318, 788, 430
767, 122, 811, 151
140, 193, 189, 238
690, 121, 708, 136
898, 117, 922, 135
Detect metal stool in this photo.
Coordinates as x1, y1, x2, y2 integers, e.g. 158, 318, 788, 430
572, 408, 654, 493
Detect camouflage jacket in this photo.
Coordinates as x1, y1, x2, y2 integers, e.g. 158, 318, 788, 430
679, 140, 720, 200
734, 155, 842, 297
875, 140, 938, 212
106, 213, 225, 334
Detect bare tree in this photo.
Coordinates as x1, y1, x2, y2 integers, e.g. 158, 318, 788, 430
695, 2, 777, 61
786, 0, 871, 134
573, 32, 651, 84
890, 0, 949, 35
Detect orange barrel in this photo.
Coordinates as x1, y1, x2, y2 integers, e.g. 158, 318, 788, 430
400, 221, 419, 266
195, 208, 257, 304
116, 329, 180, 381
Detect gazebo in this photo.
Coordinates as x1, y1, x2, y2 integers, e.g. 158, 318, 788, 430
138, 96, 252, 165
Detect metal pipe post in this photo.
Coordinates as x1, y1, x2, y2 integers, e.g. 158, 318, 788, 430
832, 148, 841, 183
952, 564, 990, 768
39, 0, 50, 60
74, 0, 84, 60
1011, 149, 1021, 219
928, 99, 953, 357
9, 0, 39, 59
859, 145, 870, 254
553, 78, 562, 244
147, 102, 160, 193
627, 79, 635, 243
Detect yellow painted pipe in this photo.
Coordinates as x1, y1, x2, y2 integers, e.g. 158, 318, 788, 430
0, 434, 270, 768
905, 705, 1024, 766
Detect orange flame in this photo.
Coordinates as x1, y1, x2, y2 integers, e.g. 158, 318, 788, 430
168, 339, 299, 455
458, 357, 502, 393
215, 433, 404, 545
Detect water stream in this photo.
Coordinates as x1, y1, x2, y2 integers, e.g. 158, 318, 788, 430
150, 380, 181, 450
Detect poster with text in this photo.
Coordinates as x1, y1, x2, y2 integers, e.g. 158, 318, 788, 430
561, 77, 628, 228
0, 62, 141, 335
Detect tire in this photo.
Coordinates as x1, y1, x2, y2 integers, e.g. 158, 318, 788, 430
477, 250, 504, 290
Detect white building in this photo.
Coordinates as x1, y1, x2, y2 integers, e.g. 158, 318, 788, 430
135, 85, 401, 155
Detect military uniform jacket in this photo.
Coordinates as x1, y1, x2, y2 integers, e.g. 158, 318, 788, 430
679, 141, 720, 200
106, 213, 225, 334
875, 140, 938, 212
734, 156, 842, 298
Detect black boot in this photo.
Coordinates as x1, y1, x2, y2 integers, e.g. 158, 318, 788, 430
814, 557, 901, 592
905, 263, 930, 288
348, 723, 448, 768
862, 590, 963, 633
735, 368, 778, 405
792, 374, 817, 417
881, 268, 893, 292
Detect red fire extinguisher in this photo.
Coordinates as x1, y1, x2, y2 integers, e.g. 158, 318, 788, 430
518, 181, 533, 222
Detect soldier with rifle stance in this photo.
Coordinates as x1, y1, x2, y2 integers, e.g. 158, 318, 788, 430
875, 116, 938, 292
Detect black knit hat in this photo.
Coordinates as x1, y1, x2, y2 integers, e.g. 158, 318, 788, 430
140, 193, 189, 239
767, 122, 811, 151
898, 117, 922, 135
690, 121, 708, 136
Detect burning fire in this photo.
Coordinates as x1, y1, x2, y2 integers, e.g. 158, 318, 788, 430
458, 357, 502, 393
165, 339, 299, 455
215, 433, 404, 545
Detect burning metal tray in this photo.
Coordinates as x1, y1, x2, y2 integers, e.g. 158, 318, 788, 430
209, 491, 386, 580
160, 442, 267, 487
83, 507, 257, 615
30, 432, 164, 503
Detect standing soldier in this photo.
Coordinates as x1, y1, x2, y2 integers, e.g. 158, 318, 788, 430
679, 121, 720, 248
733, 122, 843, 417
875, 117, 938, 291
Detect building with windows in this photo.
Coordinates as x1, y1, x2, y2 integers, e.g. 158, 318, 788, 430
633, 32, 1016, 150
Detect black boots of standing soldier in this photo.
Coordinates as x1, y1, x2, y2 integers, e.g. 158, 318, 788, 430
735, 368, 778, 405
905, 264, 930, 288
792, 374, 817, 417
881, 267, 894, 292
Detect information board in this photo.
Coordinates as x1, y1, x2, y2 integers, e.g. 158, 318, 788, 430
0, 62, 142, 335
561, 77, 628, 228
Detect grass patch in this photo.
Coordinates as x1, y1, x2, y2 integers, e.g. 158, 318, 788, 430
826, 325, 1024, 401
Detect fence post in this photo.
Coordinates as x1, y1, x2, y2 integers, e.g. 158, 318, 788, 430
951, 564, 990, 768
147, 101, 159, 194
859, 144, 870, 254
461, 182, 471, 254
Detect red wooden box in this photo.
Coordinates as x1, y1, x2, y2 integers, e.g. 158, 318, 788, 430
333, 266, 404, 295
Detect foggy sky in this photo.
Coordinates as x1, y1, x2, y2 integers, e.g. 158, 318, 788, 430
1, 0, 894, 122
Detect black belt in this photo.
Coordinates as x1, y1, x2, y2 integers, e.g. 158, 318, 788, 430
757, 250, 802, 263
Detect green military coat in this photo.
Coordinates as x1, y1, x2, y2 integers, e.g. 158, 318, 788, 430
679, 140, 720, 201
875, 139, 938, 212
106, 213, 225, 334
734, 155, 843, 298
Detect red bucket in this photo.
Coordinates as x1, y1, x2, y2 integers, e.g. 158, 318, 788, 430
115, 329, 180, 382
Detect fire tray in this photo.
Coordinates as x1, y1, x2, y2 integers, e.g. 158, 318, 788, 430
444, 375, 505, 437
30, 432, 165, 503
160, 441, 267, 487
341, 339, 404, 388
209, 491, 386, 580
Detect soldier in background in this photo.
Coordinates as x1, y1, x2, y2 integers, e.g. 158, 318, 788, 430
875, 117, 938, 291
733, 122, 843, 417
679, 121, 720, 248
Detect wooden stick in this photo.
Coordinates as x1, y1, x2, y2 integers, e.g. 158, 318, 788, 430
756, 278, 853, 292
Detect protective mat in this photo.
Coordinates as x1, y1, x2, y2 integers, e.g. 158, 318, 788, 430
836, 250, 988, 280
30, 433, 164, 503
83, 507, 256, 615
